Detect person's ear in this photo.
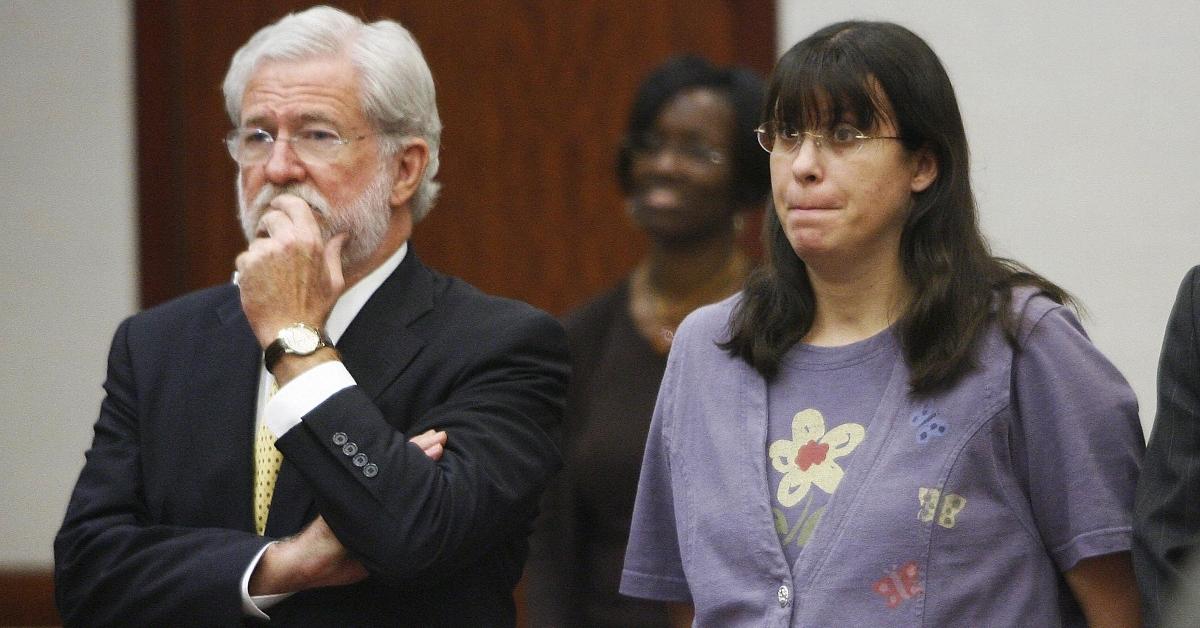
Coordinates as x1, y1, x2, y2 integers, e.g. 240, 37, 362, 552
389, 139, 430, 209
910, 147, 938, 193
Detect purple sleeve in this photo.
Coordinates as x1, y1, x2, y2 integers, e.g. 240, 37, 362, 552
620, 350, 691, 602
1011, 301, 1145, 572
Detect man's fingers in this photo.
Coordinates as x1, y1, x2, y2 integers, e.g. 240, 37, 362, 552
412, 429, 451, 449
408, 429, 447, 447
324, 232, 349, 288
409, 429, 448, 461
234, 250, 250, 275
271, 193, 323, 235
255, 208, 291, 239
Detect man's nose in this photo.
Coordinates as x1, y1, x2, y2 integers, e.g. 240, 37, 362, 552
262, 138, 306, 185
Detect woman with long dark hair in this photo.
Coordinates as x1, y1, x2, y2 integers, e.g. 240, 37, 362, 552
621, 21, 1143, 626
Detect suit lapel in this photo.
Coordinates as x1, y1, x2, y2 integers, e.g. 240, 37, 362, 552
265, 252, 436, 537
266, 458, 314, 537
212, 294, 266, 532
337, 251, 434, 400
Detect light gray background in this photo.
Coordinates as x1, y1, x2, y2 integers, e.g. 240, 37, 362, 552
1, 0, 1193, 567
1, 0, 136, 567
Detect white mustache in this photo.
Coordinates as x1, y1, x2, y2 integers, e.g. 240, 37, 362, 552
236, 162, 392, 268
250, 183, 331, 220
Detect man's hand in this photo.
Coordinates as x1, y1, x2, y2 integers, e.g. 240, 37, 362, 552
249, 429, 448, 595
409, 428, 447, 461
235, 194, 348, 349
249, 515, 367, 595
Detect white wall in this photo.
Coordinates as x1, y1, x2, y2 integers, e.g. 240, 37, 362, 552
0, 0, 136, 566
778, 1, 1200, 437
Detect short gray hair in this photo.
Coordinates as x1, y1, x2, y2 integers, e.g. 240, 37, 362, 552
223, 5, 442, 222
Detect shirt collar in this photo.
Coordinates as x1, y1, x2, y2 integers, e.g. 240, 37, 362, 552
324, 241, 407, 343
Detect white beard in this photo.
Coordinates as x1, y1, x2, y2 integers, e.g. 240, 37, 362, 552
237, 165, 393, 269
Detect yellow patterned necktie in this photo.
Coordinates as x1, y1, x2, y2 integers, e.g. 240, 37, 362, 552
254, 381, 283, 535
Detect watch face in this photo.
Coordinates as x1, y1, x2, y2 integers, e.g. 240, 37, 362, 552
282, 325, 321, 353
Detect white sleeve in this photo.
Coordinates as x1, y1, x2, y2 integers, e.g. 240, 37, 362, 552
239, 543, 294, 618
265, 361, 357, 437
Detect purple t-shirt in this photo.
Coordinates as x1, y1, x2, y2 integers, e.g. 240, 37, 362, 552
621, 289, 1144, 626
767, 330, 895, 566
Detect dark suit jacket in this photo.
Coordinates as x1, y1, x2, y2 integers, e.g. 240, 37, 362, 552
54, 252, 569, 627
1135, 265, 1200, 627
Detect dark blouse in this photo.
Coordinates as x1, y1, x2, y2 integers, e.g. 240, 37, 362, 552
525, 281, 670, 627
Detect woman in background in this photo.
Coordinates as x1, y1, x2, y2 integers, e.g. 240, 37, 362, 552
621, 22, 1142, 626
524, 55, 768, 627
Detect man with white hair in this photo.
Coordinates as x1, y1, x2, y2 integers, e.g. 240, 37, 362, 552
54, 6, 568, 626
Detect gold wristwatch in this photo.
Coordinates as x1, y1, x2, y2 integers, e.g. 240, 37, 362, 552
264, 323, 332, 374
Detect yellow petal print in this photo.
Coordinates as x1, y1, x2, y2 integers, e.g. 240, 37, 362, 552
768, 409, 866, 507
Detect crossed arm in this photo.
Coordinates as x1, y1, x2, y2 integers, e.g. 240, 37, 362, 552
248, 428, 447, 595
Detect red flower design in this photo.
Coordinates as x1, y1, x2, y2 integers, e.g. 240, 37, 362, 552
795, 440, 829, 471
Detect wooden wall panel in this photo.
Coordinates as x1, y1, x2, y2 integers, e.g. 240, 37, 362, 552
0, 569, 58, 625
410, 0, 776, 314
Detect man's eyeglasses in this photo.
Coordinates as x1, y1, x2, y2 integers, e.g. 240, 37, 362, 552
754, 122, 901, 157
627, 134, 726, 166
224, 128, 368, 165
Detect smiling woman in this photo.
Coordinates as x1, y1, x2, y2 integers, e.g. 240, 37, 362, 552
523, 55, 768, 628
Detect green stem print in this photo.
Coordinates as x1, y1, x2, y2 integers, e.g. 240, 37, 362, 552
775, 493, 826, 549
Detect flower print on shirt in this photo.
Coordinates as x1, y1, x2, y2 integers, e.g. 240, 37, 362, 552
770, 408, 865, 507
770, 408, 866, 549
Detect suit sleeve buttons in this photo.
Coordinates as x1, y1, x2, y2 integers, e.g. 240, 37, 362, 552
331, 433, 377, 477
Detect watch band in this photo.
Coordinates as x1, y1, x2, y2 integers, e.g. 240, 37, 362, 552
264, 323, 332, 375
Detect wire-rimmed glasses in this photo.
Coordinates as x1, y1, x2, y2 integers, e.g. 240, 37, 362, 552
754, 122, 901, 157
224, 128, 368, 165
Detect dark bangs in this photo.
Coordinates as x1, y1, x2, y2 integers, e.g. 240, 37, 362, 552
764, 34, 896, 135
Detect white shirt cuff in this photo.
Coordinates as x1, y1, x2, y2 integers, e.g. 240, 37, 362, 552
240, 542, 294, 618
264, 361, 357, 437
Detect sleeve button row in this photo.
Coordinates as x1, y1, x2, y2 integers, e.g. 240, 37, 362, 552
331, 433, 378, 477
